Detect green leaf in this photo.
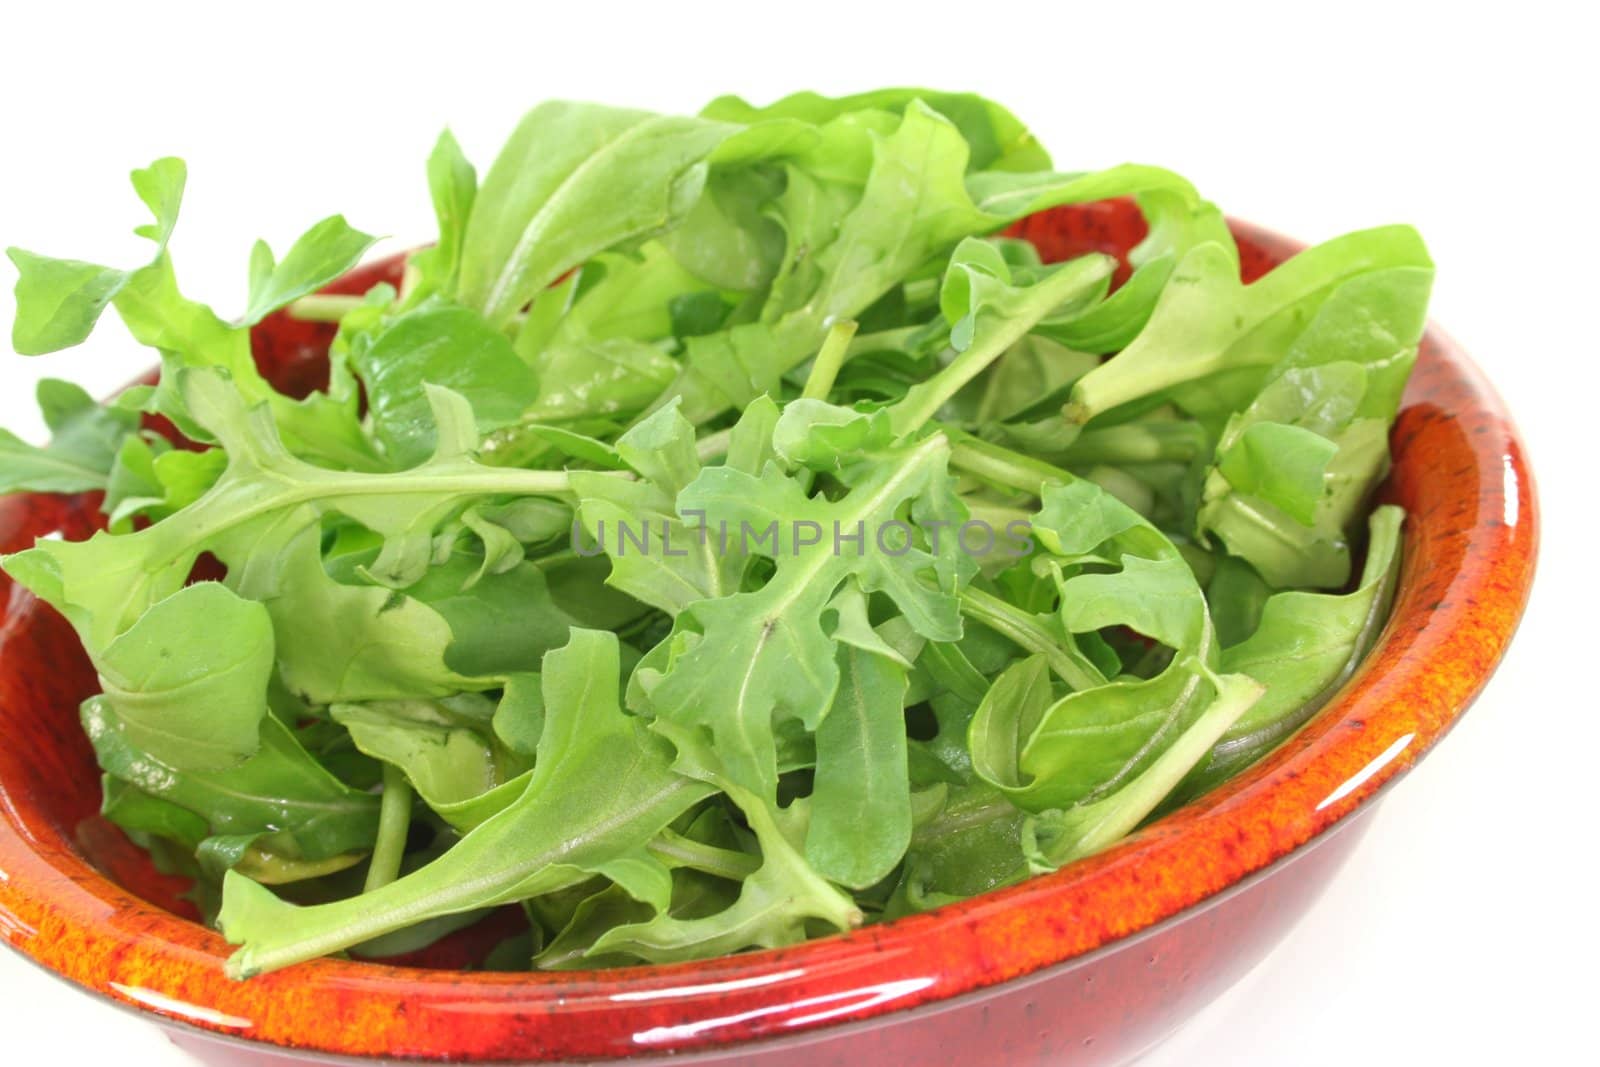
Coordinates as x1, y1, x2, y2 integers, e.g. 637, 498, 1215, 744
968, 477, 1228, 811
331, 699, 499, 811
891, 782, 1029, 912
572, 399, 774, 615
634, 431, 968, 803
659, 167, 786, 292
1, 369, 575, 656
1063, 226, 1431, 428
104, 441, 227, 527
458, 102, 735, 324
702, 88, 1051, 172
406, 129, 477, 295
101, 774, 210, 853
967, 654, 1054, 791
352, 304, 540, 467
96, 582, 274, 771
128, 158, 187, 248
1058, 553, 1208, 651
405, 555, 581, 678
114, 254, 377, 471
1195, 263, 1431, 587
7, 251, 130, 355
659, 101, 996, 423
1024, 672, 1262, 867
265, 529, 474, 704
7, 157, 185, 354
804, 629, 913, 888
522, 339, 679, 423
8, 160, 372, 466
242, 215, 379, 326
1207, 553, 1275, 648
587, 721, 860, 962
0, 379, 138, 494
1215, 421, 1339, 525
491, 673, 545, 758
1179, 505, 1406, 798
887, 238, 1114, 435
218, 630, 711, 977
84, 696, 379, 861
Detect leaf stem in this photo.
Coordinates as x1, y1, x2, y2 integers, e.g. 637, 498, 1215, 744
847, 324, 924, 357
1060, 421, 1211, 465
364, 764, 412, 893
888, 257, 1112, 438
800, 320, 859, 401
948, 435, 1071, 496
647, 829, 761, 882
958, 586, 1104, 691
286, 294, 365, 323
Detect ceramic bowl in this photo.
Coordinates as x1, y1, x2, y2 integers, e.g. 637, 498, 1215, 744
0, 202, 1538, 1066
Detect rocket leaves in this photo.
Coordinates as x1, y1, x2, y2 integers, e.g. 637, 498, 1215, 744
1, 86, 1425, 978
0, 379, 138, 493
95, 582, 275, 771
456, 103, 737, 327
218, 629, 712, 977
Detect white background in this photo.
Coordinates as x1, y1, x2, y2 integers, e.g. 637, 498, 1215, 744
0, 2, 1592, 1064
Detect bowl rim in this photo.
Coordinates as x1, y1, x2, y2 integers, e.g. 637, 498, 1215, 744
0, 213, 1540, 1063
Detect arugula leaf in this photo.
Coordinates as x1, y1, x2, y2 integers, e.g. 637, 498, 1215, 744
659, 101, 996, 422
631, 430, 968, 803
84, 696, 379, 862
96, 582, 274, 771
1063, 226, 1431, 429
1024, 671, 1262, 867
968, 477, 1237, 811
804, 608, 913, 888
572, 398, 776, 615
1214, 422, 1338, 525
7, 157, 184, 354
351, 304, 540, 467
102, 435, 227, 529
243, 216, 378, 326
330, 698, 502, 810
1179, 506, 1406, 798
702, 87, 1051, 172
887, 237, 1114, 435
659, 167, 786, 292
891, 781, 1029, 912
0, 86, 1430, 978
1, 368, 574, 653
457, 103, 735, 325
218, 629, 711, 977
0, 380, 138, 493
9, 158, 379, 469
1195, 264, 1431, 587
264, 528, 477, 703
588, 720, 861, 962
405, 129, 477, 297
101, 775, 210, 854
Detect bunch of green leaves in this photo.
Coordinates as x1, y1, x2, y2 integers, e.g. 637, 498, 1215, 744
0, 86, 1427, 978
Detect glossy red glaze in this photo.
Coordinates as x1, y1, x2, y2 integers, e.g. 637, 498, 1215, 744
0, 203, 1538, 1065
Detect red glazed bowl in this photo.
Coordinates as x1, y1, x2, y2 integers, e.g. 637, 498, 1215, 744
0, 203, 1538, 1066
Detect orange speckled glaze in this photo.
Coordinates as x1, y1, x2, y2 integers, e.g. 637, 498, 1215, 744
0, 203, 1539, 1066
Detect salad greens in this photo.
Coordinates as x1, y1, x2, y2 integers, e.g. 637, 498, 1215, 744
0, 87, 1426, 978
